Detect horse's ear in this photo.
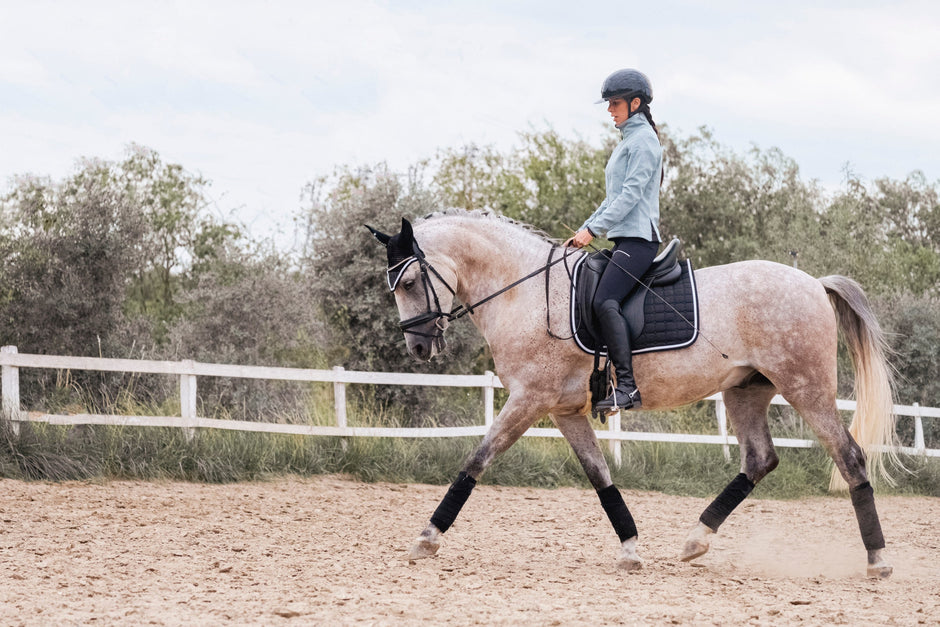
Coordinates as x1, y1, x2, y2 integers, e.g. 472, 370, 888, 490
399, 218, 413, 241
365, 224, 391, 247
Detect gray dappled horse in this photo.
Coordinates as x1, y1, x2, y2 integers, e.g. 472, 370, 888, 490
368, 211, 897, 579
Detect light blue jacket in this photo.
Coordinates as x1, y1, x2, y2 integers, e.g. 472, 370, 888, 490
580, 114, 663, 241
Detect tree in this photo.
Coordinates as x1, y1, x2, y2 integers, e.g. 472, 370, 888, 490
432, 145, 508, 214
165, 245, 327, 420
0, 146, 245, 410
297, 164, 492, 425
659, 127, 822, 268
116, 145, 241, 339
299, 163, 486, 375
0, 171, 146, 357
506, 129, 611, 239
801, 171, 940, 297
432, 129, 611, 240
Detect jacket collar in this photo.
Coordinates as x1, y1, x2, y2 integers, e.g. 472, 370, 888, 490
616, 113, 647, 136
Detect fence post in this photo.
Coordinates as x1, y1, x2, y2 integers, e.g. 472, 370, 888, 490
716, 397, 731, 462
608, 410, 622, 468
332, 366, 350, 451
332, 366, 348, 429
179, 360, 197, 441
483, 370, 495, 428
1, 346, 21, 435
913, 402, 925, 455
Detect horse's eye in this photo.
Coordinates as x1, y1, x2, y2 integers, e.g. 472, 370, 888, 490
402, 279, 415, 291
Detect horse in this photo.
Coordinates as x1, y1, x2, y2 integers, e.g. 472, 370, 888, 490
367, 210, 897, 579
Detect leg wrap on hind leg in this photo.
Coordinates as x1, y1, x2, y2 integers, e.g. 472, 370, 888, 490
700, 473, 755, 532
597, 485, 638, 542
850, 481, 885, 551
429, 471, 477, 533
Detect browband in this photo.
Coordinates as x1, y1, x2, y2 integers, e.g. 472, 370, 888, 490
386, 256, 419, 291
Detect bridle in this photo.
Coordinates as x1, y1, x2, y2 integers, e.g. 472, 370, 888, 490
386, 238, 579, 340
386, 239, 460, 339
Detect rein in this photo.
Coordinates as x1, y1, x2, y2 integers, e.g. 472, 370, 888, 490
395, 241, 580, 338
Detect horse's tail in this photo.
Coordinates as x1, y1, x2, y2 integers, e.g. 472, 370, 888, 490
819, 275, 899, 492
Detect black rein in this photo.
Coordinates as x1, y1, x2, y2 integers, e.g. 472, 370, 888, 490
397, 243, 579, 337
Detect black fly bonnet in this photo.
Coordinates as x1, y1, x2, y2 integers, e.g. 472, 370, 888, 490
367, 218, 458, 339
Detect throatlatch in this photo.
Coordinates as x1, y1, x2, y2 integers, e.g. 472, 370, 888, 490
700, 473, 755, 531
429, 471, 477, 533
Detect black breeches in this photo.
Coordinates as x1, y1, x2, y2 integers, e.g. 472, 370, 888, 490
591, 238, 659, 317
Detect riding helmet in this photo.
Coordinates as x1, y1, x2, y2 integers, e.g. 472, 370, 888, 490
596, 69, 653, 104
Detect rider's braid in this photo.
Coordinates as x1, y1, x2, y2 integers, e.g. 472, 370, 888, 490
636, 101, 663, 185
636, 102, 658, 139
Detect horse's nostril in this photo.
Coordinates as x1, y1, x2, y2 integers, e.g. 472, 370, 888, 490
413, 344, 426, 358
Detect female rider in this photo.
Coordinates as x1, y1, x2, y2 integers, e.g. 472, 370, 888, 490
565, 68, 663, 412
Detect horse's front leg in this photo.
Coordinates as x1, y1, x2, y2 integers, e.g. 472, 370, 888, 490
408, 394, 544, 561
554, 413, 642, 571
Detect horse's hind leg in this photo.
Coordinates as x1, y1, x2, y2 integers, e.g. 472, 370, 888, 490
408, 394, 544, 561
554, 413, 642, 571
785, 394, 892, 578
681, 383, 779, 562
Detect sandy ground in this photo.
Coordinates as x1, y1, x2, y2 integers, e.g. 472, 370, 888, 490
0, 476, 938, 626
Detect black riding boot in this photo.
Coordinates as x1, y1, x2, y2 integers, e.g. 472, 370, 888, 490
595, 305, 641, 412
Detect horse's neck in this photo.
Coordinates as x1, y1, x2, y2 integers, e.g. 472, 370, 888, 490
422, 218, 553, 328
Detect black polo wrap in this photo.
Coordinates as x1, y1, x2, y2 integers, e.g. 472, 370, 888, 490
700, 473, 755, 531
597, 484, 638, 542
430, 471, 477, 533
850, 481, 885, 551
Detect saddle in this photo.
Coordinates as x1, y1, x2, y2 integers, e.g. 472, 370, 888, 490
570, 238, 700, 356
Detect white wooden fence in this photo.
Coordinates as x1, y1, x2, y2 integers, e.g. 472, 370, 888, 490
1, 345, 938, 467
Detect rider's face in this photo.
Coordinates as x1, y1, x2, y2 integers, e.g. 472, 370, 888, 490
607, 97, 640, 126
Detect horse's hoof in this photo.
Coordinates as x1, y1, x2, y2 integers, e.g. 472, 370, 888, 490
680, 522, 714, 562
407, 524, 441, 561
617, 556, 643, 572
679, 540, 709, 562
616, 537, 642, 571
407, 538, 439, 560
866, 549, 893, 579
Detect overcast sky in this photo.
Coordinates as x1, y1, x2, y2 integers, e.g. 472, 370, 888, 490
2, 1, 939, 248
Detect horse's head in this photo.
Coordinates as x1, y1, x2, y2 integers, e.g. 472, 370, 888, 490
366, 218, 458, 362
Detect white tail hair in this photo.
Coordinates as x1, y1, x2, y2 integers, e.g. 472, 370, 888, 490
820, 276, 899, 492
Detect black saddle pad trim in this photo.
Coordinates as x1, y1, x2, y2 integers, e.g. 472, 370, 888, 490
569, 257, 700, 356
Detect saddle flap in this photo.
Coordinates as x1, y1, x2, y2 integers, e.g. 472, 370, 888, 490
574, 239, 682, 327
570, 238, 699, 357
575, 249, 612, 333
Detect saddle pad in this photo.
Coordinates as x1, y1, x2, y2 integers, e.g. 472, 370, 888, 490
569, 257, 700, 356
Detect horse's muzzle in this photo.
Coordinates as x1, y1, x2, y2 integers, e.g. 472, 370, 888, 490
406, 333, 446, 362
403, 318, 448, 362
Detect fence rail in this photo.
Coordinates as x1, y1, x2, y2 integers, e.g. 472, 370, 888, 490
2, 345, 938, 466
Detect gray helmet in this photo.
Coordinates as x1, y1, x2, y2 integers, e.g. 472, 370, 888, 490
596, 69, 653, 104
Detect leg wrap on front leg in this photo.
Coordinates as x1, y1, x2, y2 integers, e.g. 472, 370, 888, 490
429, 471, 477, 533
597, 485, 638, 542
850, 481, 885, 551
700, 473, 755, 532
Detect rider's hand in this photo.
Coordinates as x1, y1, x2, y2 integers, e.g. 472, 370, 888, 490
565, 229, 594, 248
